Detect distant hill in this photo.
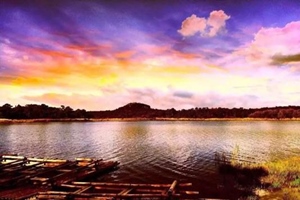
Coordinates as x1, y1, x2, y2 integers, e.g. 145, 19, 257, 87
116, 102, 151, 112
90, 102, 160, 118
1, 102, 300, 119
89, 102, 300, 119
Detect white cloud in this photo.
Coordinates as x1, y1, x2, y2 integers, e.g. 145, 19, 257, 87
178, 10, 230, 38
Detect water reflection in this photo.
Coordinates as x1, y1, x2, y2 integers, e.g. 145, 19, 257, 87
0, 121, 300, 185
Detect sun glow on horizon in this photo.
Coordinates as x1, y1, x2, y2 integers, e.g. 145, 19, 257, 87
1, 1, 300, 110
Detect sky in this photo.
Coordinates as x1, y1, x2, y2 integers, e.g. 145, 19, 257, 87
1, 0, 300, 111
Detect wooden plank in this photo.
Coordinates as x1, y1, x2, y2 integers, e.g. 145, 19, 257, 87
75, 158, 95, 162
30, 177, 49, 182
1, 162, 41, 174
56, 169, 95, 184
1, 155, 25, 160
39, 191, 181, 198
57, 169, 73, 173
28, 162, 76, 185
181, 190, 199, 195
33, 161, 76, 177
51, 160, 113, 184
136, 188, 165, 193
15, 192, 40, 200
118, 188, 133, 195
0, 160, 27, 170
76, 193, 174, 198
39, 191, 69, 195
27, 158, 67, 163
75, 193, 116, 197
49, 169, 74, 181
178, 182, 192, 187
74, 186, 92, 194
118, 193, 180, 197
39, 191, 115, 197
89, 198, 113, 200
37, 194, 67, 199
72, 181, 192, 188
59, 183, 83, 189
56, 161, 118, 184
43, 160, 109, 185
78, 182, 165, 187
0, 173, 30, 186
94, 186, 127, 191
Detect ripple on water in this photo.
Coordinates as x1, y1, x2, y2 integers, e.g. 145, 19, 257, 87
0, 121, 300, 185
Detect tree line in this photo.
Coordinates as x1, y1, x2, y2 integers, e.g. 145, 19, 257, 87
1, 102, 300, 119
0, 104, 88, 119
81, 103, 300, 119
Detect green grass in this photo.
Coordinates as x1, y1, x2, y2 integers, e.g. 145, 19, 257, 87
226, 146, 300, 198
260, 157, 300, 190
259, 188, 300, 200
291, 178, 300, 187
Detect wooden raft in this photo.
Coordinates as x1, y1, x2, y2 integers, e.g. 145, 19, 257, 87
0, 155, 119, 187
0, 155, 199, 199
37, 180, 199, 199
0, 154, 120, 199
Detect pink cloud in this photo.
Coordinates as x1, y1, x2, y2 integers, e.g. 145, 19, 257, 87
207, 10, 231, 37
238, 21, 300, 64
22, 93, 125, 111
178, 10, 230, 37
116, 88, 275, 110
177, 14, 206, 37
21, 79, 300, 110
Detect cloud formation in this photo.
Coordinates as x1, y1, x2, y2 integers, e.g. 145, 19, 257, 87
178, 10, 230, 37
1, 1, 300, 110
207, 10, 231, 37
173, 91, 194, 99
177, 14, 207, 37
237, 21, 300, 65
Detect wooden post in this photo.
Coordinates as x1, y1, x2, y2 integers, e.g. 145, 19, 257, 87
167, 180, 177, 200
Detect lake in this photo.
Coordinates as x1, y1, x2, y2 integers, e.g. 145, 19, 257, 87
0, 120, 299, 197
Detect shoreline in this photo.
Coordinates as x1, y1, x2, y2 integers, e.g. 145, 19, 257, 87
1, 117, 300, 123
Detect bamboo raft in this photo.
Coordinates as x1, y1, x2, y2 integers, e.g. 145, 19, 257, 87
37, 180, 199, 199
0, 155, 119, 187
0, 154, 120, 199
0, 155, 199, 200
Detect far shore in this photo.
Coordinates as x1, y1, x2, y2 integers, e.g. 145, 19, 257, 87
0, 117, 300, 124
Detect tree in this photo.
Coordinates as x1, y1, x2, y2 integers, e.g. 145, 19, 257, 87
0, 103, 13, 118
293, 109, 300, 118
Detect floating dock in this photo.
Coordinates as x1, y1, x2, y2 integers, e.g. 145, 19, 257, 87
0, 155, 198, 199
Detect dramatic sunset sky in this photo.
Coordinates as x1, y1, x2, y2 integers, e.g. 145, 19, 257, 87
1, 0, 300, 110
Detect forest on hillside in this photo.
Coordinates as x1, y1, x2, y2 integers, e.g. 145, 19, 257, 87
1, 102, 300, 120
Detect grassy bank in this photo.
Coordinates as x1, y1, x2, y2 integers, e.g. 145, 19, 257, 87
259, 157, 300, 199
217, 153, 300, 199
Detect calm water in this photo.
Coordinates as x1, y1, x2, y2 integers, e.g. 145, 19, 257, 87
0, 121, 300, 195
